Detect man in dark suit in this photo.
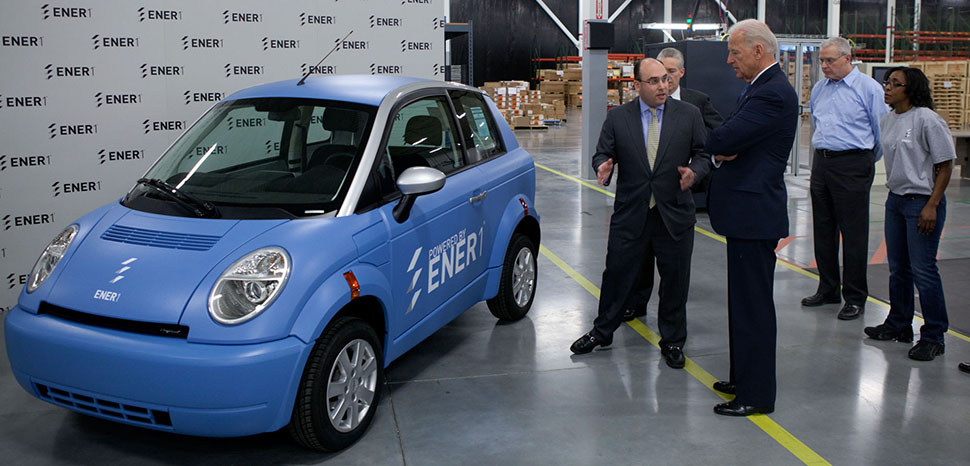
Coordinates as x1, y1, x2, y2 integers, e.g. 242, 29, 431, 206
570, 58, 712, 370
705, 19, 798, 416
621, 48, 726, 323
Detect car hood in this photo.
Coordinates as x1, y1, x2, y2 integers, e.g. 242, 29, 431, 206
45, 208, 287, 325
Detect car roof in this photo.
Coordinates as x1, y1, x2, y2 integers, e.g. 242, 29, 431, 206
223, 75, 431, 106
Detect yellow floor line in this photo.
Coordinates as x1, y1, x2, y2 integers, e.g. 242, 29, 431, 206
538, 245, 832, 466
535, 162, 970, 345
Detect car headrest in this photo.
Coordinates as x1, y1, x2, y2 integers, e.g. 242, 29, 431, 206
404, 115, 442, 146
322, 107, 361, 132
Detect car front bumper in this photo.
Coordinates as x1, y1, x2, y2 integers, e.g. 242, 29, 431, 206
3, 305, 310, 437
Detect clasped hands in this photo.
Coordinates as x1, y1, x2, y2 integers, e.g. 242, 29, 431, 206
596, 159, 697, 191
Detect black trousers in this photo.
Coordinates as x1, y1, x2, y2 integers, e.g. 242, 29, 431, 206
726, 237, 778, 408
593, 207, 693, 348
809, 150, 875, 305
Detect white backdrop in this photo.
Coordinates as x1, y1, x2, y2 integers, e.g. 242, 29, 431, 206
0, 0, 444, 311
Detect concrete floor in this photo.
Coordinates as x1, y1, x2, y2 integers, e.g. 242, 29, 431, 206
2, 109, 969, 465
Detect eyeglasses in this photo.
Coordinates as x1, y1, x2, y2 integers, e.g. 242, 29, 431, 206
883, 80, 906, 89
818, 54, 847, 65
637, 75, 672, 86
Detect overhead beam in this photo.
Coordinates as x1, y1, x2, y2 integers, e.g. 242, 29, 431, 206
535, 0, 580, 50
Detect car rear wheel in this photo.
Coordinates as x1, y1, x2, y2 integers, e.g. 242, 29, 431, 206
288, 317, 383, 451
486, 233, 537, 321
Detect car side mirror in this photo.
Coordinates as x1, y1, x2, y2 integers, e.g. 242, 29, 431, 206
393, 167, 446, 223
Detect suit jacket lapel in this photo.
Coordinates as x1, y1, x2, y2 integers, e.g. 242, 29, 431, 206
655, 100, 677, 168
624, 101, 650, 174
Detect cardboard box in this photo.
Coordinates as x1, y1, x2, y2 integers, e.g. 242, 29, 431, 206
566, 81, 582, 94
538, 69, 562, 81
511, 115, 532, 126
563, 69, 583, 81
540, 81, 565, 93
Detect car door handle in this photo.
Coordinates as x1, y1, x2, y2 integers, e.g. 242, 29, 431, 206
469, 191, 487, 204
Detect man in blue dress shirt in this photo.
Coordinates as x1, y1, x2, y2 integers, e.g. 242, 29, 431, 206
802, 36, 889, 320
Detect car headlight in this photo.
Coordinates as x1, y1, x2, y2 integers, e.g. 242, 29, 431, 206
27, 224, 79, 293
208, 247, 290, 325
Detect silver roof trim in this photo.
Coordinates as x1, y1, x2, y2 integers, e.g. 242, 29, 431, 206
336, 80, 484, 217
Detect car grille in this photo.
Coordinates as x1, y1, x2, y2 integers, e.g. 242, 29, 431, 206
39, 301, 189, 339
101, 224, 220, 251
34, 381, 173, 427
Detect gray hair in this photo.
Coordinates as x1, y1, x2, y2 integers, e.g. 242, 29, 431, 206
820, 36, 851, 57
728, 19, 778, 60
657, 47, 685, 68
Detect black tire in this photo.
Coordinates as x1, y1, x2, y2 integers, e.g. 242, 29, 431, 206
486, 233, 537, 321
288, 317, 384, 451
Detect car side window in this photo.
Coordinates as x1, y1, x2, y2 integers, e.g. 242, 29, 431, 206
384, 96, 464, 179
448, 91, 505, 162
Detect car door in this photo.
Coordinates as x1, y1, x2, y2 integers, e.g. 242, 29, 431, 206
379, 93, 488, 340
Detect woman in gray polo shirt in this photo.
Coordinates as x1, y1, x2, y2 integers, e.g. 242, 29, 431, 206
863, 66, 955, 362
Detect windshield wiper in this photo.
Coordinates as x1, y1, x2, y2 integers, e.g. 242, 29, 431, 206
135, 178, 221, 218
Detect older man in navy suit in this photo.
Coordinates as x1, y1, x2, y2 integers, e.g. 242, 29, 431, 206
705, 19, 798, 416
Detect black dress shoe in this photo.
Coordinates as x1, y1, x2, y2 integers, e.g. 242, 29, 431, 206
713, 380, 736, 394
908, 340, 944, 361
622, 307, 647, 321
713, 400, 774, 416
661, 345, 685, 369
959, 362, 970, 374
570, 331, 611, 355
837, 304, 864, 320
864, 323, 914, 342
801, 292, 840, 307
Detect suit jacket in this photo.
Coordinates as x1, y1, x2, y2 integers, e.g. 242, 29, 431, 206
592, 98, 712, 241
680, 87, 724, 130
705, 63, 798, 240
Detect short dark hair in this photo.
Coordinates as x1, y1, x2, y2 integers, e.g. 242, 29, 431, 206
633, 57, 662, 82
885, 66, 935, 110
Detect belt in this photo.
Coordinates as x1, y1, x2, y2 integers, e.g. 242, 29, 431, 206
815, 148, 872, 157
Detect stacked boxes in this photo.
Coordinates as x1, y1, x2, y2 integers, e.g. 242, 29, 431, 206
481, 80, 564, 127
911, 60, 970, 130
563, 65, 583, 108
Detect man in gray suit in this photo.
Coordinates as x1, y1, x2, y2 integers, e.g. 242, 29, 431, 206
570, 58, 712, 369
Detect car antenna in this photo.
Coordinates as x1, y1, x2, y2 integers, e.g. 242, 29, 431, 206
297, 29, 354, 86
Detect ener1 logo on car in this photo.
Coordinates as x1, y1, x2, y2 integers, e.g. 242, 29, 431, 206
427, 225, 484, 293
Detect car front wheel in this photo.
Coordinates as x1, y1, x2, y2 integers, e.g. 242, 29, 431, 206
486, 233, 537, 321
288, 317, 383, 451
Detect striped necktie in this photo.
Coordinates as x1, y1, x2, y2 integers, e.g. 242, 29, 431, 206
647, 107, 659, 208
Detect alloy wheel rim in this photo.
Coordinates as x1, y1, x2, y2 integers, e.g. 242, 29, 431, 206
511, 247, 535, 307
327, 338, 378, 432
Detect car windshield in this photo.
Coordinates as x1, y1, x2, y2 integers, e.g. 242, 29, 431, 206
124, 97, 376, 218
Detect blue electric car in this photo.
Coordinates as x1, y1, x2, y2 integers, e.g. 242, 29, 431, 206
5, 75, 539, 451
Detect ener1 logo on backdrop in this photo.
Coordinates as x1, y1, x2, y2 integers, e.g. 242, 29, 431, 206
0, 155, 53, 172
224, 11, 262, 23
433, 17, 444, 29
98, 149, 144, 165
138, 7, 182, 22
95, 93, 142, 108
48, 123, 97, 138
3, 213, 55, 231
52, 180, 102, 197
92, 35, 139, 50
142, 120, 185, 134
370, 64, 403, 75
182, 36, 223, 50
370, 16, 403, 27
0, 95, 48, 109
300, 13, 335, 26
7, 273, 28, 290
42, 5, 93, 20
225, 64, 264, 78
141, 64, 184, 78
265, 140, 280, 155
300, 64, 336, 76
262, 37, 300, 51
401, 40, 432, 52
184, 91, 224, 105
337, 38, 369, 50
2, 36, 44, 47
403, 0, 433, 4
225, 116, 266, 131
45, 64, 95, 80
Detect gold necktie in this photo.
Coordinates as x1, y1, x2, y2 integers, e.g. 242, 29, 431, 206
647, 107, 659, 208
